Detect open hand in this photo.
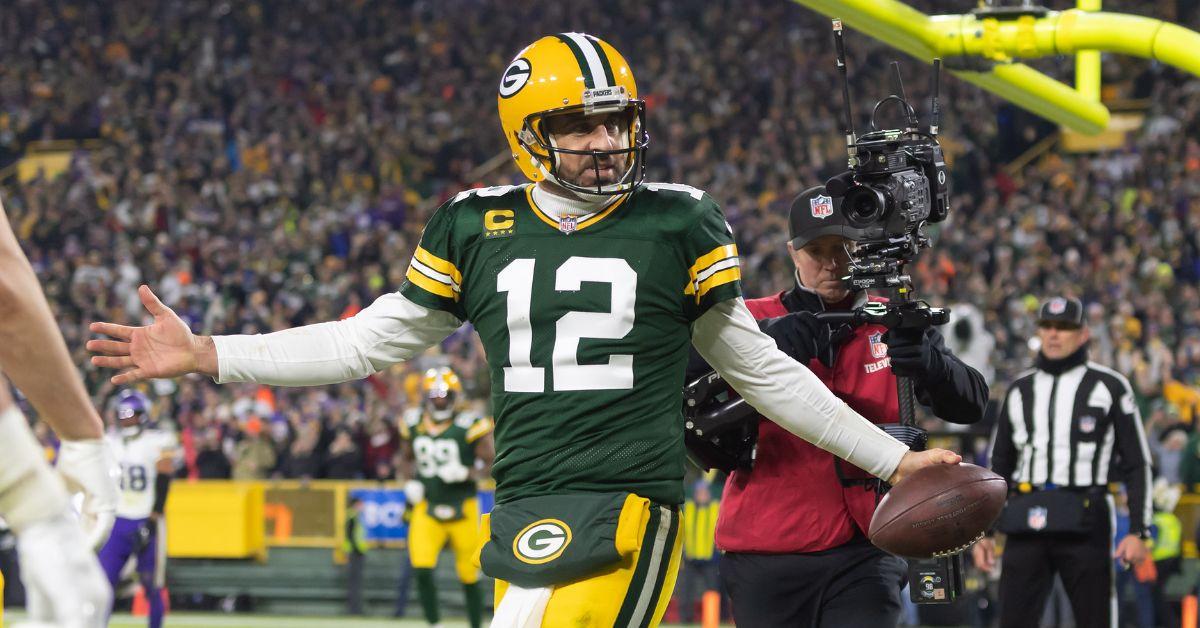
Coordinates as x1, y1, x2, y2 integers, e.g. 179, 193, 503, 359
88, 285, 217, 385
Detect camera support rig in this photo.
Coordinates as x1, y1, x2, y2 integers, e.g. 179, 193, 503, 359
820, 20, 965, 604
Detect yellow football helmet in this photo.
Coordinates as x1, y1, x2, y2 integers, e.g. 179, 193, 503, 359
497, 33, 648, 196
423, 367, 463, 422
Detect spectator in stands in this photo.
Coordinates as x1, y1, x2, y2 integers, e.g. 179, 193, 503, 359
363, 415, 399, 481
277, 421, 322, 480
231, 417, 275, 480
194, 427, 231, 480
324, 428, 364, 480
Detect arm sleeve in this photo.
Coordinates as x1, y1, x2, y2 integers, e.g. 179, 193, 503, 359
915, 327, 989, 424
692, 298, 908, 481
681, 195, 742, 321
989, 386, 1019, 481
1110, 377, 1153, 535
214, 292, 462, 386
152, 472, 171, 515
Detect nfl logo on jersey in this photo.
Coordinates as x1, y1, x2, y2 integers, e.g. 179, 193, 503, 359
810, 194, 834, 219
869, 332, 888, 359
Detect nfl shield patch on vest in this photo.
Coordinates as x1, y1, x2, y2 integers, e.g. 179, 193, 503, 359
869, 332, 888, 359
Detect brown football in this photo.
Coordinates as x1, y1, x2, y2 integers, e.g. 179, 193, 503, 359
868, 462, 1007, 559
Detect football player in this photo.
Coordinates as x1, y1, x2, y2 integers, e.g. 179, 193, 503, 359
89, 33, 960, 626
97, 390, 178, 628
0, 197, 116, 627
397, 367, 493, 628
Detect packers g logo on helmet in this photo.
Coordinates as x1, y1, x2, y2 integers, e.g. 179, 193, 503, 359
512, 518, 572, 565
497, 33, 648, 196
499, 58, 532, 98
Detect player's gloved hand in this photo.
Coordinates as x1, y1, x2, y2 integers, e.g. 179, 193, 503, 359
760, 311, 825, 366
57, 438, 121, 550
403, 479, 425, 505
17, 512, 111, 628
437, 464, 471, 484
884, 327, 946, 382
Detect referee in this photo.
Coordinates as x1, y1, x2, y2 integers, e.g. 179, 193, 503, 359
973, 296, 1151, 628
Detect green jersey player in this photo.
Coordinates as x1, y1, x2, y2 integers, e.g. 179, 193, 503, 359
90, 32, 959, 627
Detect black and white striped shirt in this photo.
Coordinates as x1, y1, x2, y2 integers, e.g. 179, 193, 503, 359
990, 358, 1152, 534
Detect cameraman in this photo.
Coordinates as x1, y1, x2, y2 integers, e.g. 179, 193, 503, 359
716, 186, 988, 627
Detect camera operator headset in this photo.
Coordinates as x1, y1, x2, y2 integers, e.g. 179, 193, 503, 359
700, 186, 988, 627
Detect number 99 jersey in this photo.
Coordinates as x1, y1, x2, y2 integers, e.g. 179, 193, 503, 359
105, 428, 178, 519
400, 410, 493, 511
399, 183, 741, 506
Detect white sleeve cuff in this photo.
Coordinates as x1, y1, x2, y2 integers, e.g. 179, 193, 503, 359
691, 298, 908, 480
214, 292, 463, 386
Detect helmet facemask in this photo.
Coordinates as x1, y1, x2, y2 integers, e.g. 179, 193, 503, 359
118, 407, 146, 438
426, 387, 457, 423
518, 89, 648, 197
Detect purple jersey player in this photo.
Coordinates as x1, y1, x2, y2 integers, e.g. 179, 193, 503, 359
97, 390, 177, 628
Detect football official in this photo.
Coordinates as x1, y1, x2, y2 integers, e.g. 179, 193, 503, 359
973, 297, 1152, 628
716, 187, 988, 627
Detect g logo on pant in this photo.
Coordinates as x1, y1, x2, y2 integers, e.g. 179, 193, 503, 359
513, 518, 572, 565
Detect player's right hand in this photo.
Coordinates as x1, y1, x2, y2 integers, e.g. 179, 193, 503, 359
971, 536, 997, 573
887, 448, 961, 485
16, 512, 111, 628
88, 284, 217, 384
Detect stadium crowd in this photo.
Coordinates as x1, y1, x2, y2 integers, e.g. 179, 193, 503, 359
1, 0, 1199, 490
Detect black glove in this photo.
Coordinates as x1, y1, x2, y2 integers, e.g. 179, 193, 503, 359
884, 326, 946, 382
760, 311, 825, 366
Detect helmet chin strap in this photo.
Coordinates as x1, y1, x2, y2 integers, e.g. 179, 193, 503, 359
430, 408, 455, 422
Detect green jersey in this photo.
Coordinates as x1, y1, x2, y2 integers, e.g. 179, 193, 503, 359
400, 410, 493, 507
400, 183, 741, 505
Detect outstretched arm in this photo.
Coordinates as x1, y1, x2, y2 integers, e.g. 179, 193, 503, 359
90, 286, 462, 386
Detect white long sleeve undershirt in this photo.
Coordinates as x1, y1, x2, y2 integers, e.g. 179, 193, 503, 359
214, 292, 907, 480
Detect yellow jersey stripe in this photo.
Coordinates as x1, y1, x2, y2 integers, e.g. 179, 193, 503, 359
406, 265, 458, 300
465, 418, 494, 443
688, 244, 738, 280
414, 246, 462, 285
697, 266, 741, 299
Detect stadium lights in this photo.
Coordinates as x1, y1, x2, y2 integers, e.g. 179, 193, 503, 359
793, 0, 1200, 135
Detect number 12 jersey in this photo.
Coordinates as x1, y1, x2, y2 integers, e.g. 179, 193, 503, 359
400, 183, 741, 505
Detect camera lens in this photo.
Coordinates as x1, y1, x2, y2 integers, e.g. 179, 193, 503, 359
843, 187, 886, 228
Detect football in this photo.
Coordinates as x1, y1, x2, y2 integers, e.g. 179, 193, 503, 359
868, 463, 1007, 558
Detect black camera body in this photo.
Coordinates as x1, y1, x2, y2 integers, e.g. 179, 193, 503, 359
840, 130, 949, 240
824, 19, 950, 292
